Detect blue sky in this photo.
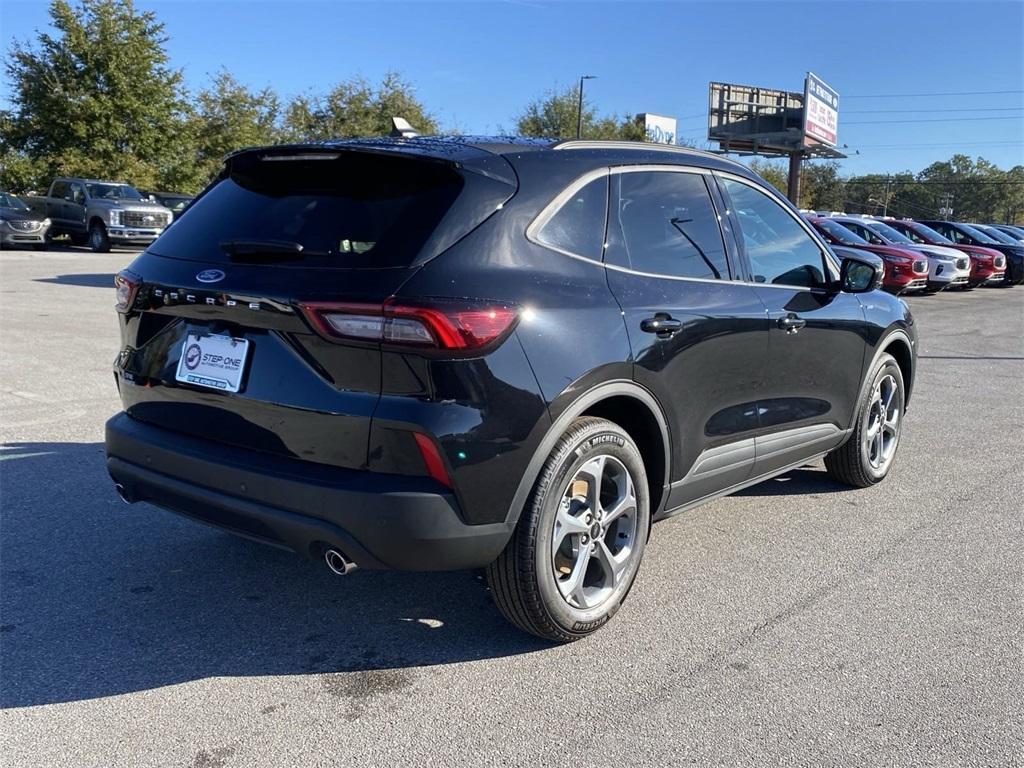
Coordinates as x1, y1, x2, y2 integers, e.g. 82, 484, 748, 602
3, 0, 1022, 175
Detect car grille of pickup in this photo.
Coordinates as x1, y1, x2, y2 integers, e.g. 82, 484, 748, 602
9, 220, 42, 232
123, 211, 169, 228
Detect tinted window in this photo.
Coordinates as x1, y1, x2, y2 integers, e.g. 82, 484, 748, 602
535, 176, 608, 260
840, 221, 885, 244
813, 218, 869, 246
85, 183, 145, 201
975, 225, 1017, 244
613, 171, 728, 279
956, 224, 999, 244
149, 152, 493, 268
864, 220, 916, 244
50, 181, 68, 199
721, 178, 829, 288
941, 225, 971, 244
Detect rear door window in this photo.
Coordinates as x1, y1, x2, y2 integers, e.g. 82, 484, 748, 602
610, 170, 729, 280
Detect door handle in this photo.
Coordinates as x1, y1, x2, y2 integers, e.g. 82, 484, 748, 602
640, 314, 683, 336
777, 314, 807, 334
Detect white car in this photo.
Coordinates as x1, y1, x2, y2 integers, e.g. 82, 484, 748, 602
833, 216, 971, 291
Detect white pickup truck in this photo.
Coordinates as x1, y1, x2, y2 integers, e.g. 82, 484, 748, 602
27, 177, 172, 252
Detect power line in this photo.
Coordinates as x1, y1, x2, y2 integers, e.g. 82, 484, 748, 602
844, 89, 1024, 99
844, 107, 1024, 115
856, 144, 1023, 152
854, 140, 1023, 148
844, 115, 1024, 125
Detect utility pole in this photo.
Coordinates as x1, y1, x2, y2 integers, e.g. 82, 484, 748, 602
576, 75, 595, 139
882, 174, 891, 216
939, 192, 954, 218
787, 152, 801, 205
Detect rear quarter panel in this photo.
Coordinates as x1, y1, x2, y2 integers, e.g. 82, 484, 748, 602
392, 151, 634, 524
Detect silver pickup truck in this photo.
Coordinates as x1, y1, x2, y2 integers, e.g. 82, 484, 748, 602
27, 177, 172, 252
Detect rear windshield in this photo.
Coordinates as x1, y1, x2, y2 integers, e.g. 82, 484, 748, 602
150, 151, 492, 268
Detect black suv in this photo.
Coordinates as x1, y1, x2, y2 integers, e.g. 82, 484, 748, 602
105, 138, 916, 641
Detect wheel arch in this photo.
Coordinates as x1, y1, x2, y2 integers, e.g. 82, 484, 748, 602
505, 380, 671, 526
879, 331, 914, 406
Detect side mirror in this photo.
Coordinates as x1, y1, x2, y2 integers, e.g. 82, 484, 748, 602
839, 254, 884, 293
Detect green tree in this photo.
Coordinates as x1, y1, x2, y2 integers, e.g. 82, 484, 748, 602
747, 159, 787, 195
4, 0, 189, 190
513, 84, 659, 141
799, 162, 845, 211
0, 112, 49, 191
187, 71, 281, 188
282, 73, 437, 141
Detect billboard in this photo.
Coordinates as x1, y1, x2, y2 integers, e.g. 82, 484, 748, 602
706, 82, 805, 154
641, 113, 677, 145
803, 72, 839, 147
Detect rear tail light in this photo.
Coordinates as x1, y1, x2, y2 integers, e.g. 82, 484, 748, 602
114, 271, 141, 312
412, 432, 453, 489
299, 299, 519, 351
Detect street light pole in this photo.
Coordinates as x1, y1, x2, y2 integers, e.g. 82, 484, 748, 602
577, 75, 595, 139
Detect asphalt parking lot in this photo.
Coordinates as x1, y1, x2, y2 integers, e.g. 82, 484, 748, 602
1, 246, 1021, 768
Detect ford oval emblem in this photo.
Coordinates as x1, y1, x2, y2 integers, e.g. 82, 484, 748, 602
196, 269, 225, 284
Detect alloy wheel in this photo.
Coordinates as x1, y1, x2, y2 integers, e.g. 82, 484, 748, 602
864, 373, 900, 472
551, 454, 639, 610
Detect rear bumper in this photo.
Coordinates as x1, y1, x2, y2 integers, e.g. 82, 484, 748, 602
105, 412, 513, 571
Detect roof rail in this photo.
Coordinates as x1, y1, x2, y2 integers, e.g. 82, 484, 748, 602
553, 140, 723, 161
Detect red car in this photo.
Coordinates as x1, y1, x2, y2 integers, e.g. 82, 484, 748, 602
808, 217, 928, 294
884, 219, 1006, 287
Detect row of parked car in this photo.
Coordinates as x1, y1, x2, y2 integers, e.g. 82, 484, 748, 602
0, 177, 193, 252
800, 211, 1024, 293
3, 175, 1023, 297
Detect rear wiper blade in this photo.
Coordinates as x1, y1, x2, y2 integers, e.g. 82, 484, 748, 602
219, 239, 328, 262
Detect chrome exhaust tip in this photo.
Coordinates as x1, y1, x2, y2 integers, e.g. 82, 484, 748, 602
114, 483, 132, 504
324, 548, 357, 576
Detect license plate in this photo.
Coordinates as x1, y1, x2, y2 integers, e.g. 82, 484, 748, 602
175, 333, 250, 393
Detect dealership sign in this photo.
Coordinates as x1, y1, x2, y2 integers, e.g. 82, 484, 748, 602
641, 113, 677, 145
803, 72, 839, 147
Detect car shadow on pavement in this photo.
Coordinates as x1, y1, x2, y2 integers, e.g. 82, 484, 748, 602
34, 273, 114, 288
733, 466, 851, 497
0, 442, 549, 709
